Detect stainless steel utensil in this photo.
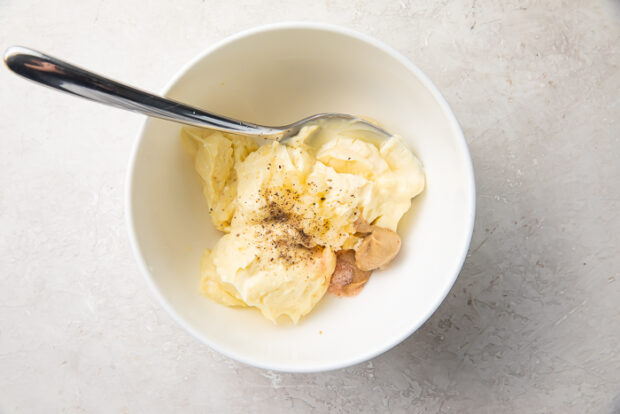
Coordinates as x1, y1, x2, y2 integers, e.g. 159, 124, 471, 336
3, 46, 391, 142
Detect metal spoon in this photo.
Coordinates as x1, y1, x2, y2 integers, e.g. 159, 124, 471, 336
3, 46, 391, 142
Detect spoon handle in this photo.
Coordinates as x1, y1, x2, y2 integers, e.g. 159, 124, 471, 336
3, 46, 278, 136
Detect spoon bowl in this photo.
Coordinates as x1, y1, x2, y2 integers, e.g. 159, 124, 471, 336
126, 22, 475, 372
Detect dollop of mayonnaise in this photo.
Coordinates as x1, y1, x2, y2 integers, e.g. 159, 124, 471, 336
182, 119, 425, 323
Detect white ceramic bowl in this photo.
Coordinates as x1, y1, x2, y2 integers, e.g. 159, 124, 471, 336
126, 22, 475, 372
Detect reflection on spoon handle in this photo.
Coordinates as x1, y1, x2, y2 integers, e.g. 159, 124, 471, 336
3, 46, 279, 136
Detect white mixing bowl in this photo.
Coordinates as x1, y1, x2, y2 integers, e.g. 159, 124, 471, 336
126, 22, 475, 372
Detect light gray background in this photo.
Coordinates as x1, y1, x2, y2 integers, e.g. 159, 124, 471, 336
1, 1, 618, 413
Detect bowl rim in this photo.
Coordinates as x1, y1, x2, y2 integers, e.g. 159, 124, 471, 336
125, 21, 476, 373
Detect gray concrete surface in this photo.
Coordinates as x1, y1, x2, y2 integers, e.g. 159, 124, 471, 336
1, 0, 618, 412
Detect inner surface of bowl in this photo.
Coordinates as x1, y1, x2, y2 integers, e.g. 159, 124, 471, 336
128, 23, 474, 372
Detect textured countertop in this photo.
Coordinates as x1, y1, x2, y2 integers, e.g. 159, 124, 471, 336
1, 1, 619, 413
